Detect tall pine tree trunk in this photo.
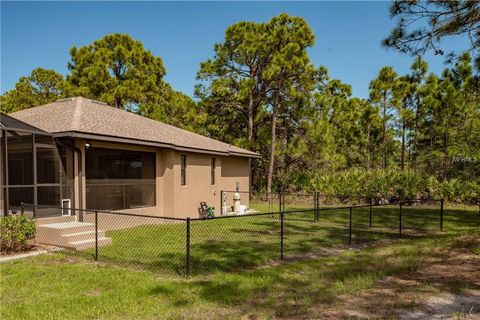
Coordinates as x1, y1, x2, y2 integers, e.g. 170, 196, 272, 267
407, 138, 412, 167
401, 121, 406, 170
248, 91, 254, 193
382, 94, 387, 170
267, 93, 279, 200
443, 114, 449, 180
412, 93, 420, 171
284, 115, 291, 176
366, 122, 371, 169
443, 131, 448, 180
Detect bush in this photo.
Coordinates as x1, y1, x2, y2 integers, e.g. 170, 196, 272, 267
0, 215, 36, 253
306, 168, 479, 201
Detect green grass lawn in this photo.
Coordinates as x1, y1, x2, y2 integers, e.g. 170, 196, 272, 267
2, 226, 479, 319
70, 205, 479, 275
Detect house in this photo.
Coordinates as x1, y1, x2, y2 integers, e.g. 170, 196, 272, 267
1, 97, 259, 222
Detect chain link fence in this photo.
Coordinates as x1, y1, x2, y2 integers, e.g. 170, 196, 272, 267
21, 194, 480, 276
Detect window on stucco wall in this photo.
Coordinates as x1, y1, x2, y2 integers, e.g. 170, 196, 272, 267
211, 158, 216, 185
181, 155, 186, 186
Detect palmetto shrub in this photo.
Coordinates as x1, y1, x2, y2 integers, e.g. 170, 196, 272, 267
306, 168, 478, 202
393, 170, 426, 199
462, 181, 480, 202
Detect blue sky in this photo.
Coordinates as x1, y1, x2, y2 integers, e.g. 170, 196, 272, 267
1, 1, 469, 99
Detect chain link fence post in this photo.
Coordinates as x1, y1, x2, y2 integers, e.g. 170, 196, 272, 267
318, 192, 321, 221
278, 191, 282, 212
314, 192, 320, 222
399, 201, 403, 238
369, 197, 373, 227
95, 210, 98, 261
220, 190, 223, 216
440, 198, 444, 232
186, 218, 191, 277
280, 211, 284, 260
349, 206, 353, 245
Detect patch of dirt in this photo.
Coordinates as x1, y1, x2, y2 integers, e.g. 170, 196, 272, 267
259, 238, 400, 269
311, 235, 480, 319
84, 289, 102, 297
400, 291, 480, 319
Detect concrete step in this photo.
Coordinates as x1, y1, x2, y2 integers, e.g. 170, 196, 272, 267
66, 237, 112, 250
38, 222, 95, 235
62, 230, 107, 243
36, 222, 96, 246
36, 215, 76, 226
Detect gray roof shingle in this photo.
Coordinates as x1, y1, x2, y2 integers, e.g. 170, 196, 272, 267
10, 97, 259, 157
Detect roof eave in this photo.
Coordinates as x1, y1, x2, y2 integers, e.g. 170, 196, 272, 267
228, 150, 262, 159
53, 131, 261, 158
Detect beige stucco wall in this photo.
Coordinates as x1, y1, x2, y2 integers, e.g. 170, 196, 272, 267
72, 139, 251, 219
220, 156, 250, 193
218, 156, 251, 212
165, 152, 250, 218
158, 149, 176, 216
170, 151, 220, 218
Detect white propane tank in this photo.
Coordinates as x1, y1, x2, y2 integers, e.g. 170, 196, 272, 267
233, 191, 241, 213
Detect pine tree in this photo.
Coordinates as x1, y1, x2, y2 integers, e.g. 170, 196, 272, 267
67, 33, 170, 112
369, 67, 401, 169
1, 68, 66, 113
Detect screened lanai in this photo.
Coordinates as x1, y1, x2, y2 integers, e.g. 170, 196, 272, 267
0, 113, 74, 217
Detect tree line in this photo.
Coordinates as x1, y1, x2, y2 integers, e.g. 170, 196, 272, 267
2, 5, 479, 200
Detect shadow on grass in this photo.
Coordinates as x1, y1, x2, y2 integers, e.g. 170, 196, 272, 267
149, 232, 479, 318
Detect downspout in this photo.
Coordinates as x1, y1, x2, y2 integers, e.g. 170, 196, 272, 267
54, 138, 83, 221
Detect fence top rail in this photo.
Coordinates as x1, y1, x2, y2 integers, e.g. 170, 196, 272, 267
282, 192, 317, 197
191, 201, 400, 221
220, 191, 450, 202
319, 203, 376, 211
318, 194, 439, 202
318, 194, 479, 203
191, 208, 326, 221
222, 191, 318, 197
221, 191, 313, 197
191, 210, 285, 221
219, 191, 479, 203
20, 203, 188, 221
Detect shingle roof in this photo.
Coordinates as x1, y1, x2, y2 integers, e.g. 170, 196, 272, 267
1, 113, 47, 134
10, 97, 259, 157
